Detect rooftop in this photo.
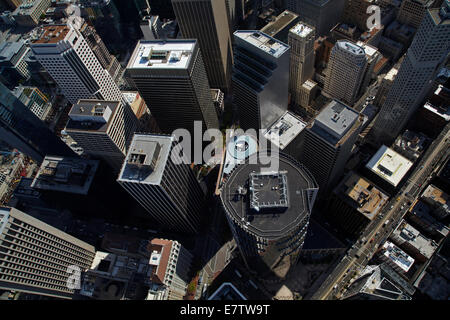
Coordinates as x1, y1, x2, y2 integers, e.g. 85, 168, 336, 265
392, 220, 438, 259
0, 40, 27, 63
381, 241, 415, 272
410, 200, 449, 238
290, 22, 314, 38
234, 31, 289, 58
336, 40, 365, 56
118, 134, 173, 185
66, 100, 120, 132
32, 25, 71, 44
365, 145, 413, 187
260, 10, 299, 37
208, 282, 247, 300
312, 100, 360, 144
393, 130, 428, 160
13, 0, 46, 15
384, 67, 398, 81
263, 111, 307, 150
31, 156, 99, 195
220, 153, 318, 239
127, 40, 196, 70
336, 172, 389, 220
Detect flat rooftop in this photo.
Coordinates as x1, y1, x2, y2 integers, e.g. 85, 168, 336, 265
382, 241, 415, 273
356, 41, 378, 58
337, 172, 389, 220
66, 100, 120, 132
220, 153, 318, 239
260, 10, 299, 37
263, 111, 307, 150
392, 220, 438, 259
118, 134, 173, 185
127, 40, 196, 70
234, 31, 289, 58
336, 40, 365, 56
290, 22, 314, 38
312, 100, 360, 143
366, 145, 413, 187
31, 156, 99, 195
32, 25, 71, 44
385, 67, 398, 81
249, 171, 289, 211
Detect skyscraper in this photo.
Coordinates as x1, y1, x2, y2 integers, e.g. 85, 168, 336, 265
397, 0, 435, 29
65, 100, 138, 173
117, 133, 206, 234
233, 30, 290, 132
220, 152, 318, 280
288, 22, 315, 107
299, 100, 364, 194
0, 206, 96, 299
323, 40, 369, 105
172, 0, 234, 92
0, 82, 75, 163
30, 21, 123, 105
286, 0, 345, 36
124, 39, 219, 138
371, 2, 450, 144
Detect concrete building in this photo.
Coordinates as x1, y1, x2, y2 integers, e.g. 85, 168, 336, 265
12, 86, 50, 121
172, 0, 233, 93
286, 0, 346, 36
11, 0, 50, 26
288, 22, 315, 108
392, 130, 428, 161
374, 67, 398, 107
117, 134, 206, 234
371, 2, 450, 145
421, 185, 450, 221
299, 100, 364, 193
121, 91, 154, 132
262, 111, 307, 160
211, 88, 225, 117
30, 23, 124, 105
323, 40, 370, 105
343, 264, 415, 300
65, 99, 138, 173
0, 40, 31, 87
140, 15, 162, 40
260, 10, 299, 43
125, 39, 219, 139
298, 79, 319, 113
397, 0, 435, 29
327, 172, 389, 236
233, 30, 290, 132
408, 200, 449, 241
378, 241, 415, 274
415, 84, 450, 137
365, 145, 414, 193
377, 36, 404, 61
343, 0, 378, 31
219, 152, 318, 280
0, 82, 75, 163
0, 206, 96, 299
391, 220, 439, 262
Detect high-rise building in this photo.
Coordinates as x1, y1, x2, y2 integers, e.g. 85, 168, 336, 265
0, 40, 31, 87
0, 82, 75, 163
260, 10, 300, 43
220, 152, 318, 280
172, 0, 234, 93
286, 0, 346, 36
233, 30, 290, 132
397, 0, 435, 29
11, 0, 51, 27
117, 134, 206, 234
1, 0, 23, 10
374, 66, 398, 107
0, 206, 96, 299
65, 100, 138, 173
324, 40, 370, 105
299, 100, 364, 194
371, 2, 450, 144
125, 39, 219, 138
288, 22, 315, 107
30, 23, 124, 105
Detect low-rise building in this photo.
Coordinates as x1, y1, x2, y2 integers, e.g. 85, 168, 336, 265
421, 185, 449, 221
392, 130, 428, 162
378, 241, 415, 274
408, 200, 449, 242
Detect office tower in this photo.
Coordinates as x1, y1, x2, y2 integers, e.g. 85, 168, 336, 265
0, 82, 75, 163
117, 134, 206, 234
125, 40, 219, 138
374, 66, 398, 107
0, 206, 96, 299
233, 30, 290, 132
343, 0, 377, 31
397, 0, 435, 29
323, 40, 369, 105
1, 0, 23, 10
140, 15, 162, 40
286, 0, 345, 36
79, 22, 125, 87
30, 23, 124, 105
226, 0, 237, 32
327, 172, 389, 237
260, 10, 300, 43
371, 3, 450, 145
220, 152, 318, 280
299, 100, 364, 194
11, 0, 51, 27
12, 86, 50, 121
65, 100, 138, 173
288, 22, 315, 107
172, 0, 233, 93
0, 40, 31, 88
